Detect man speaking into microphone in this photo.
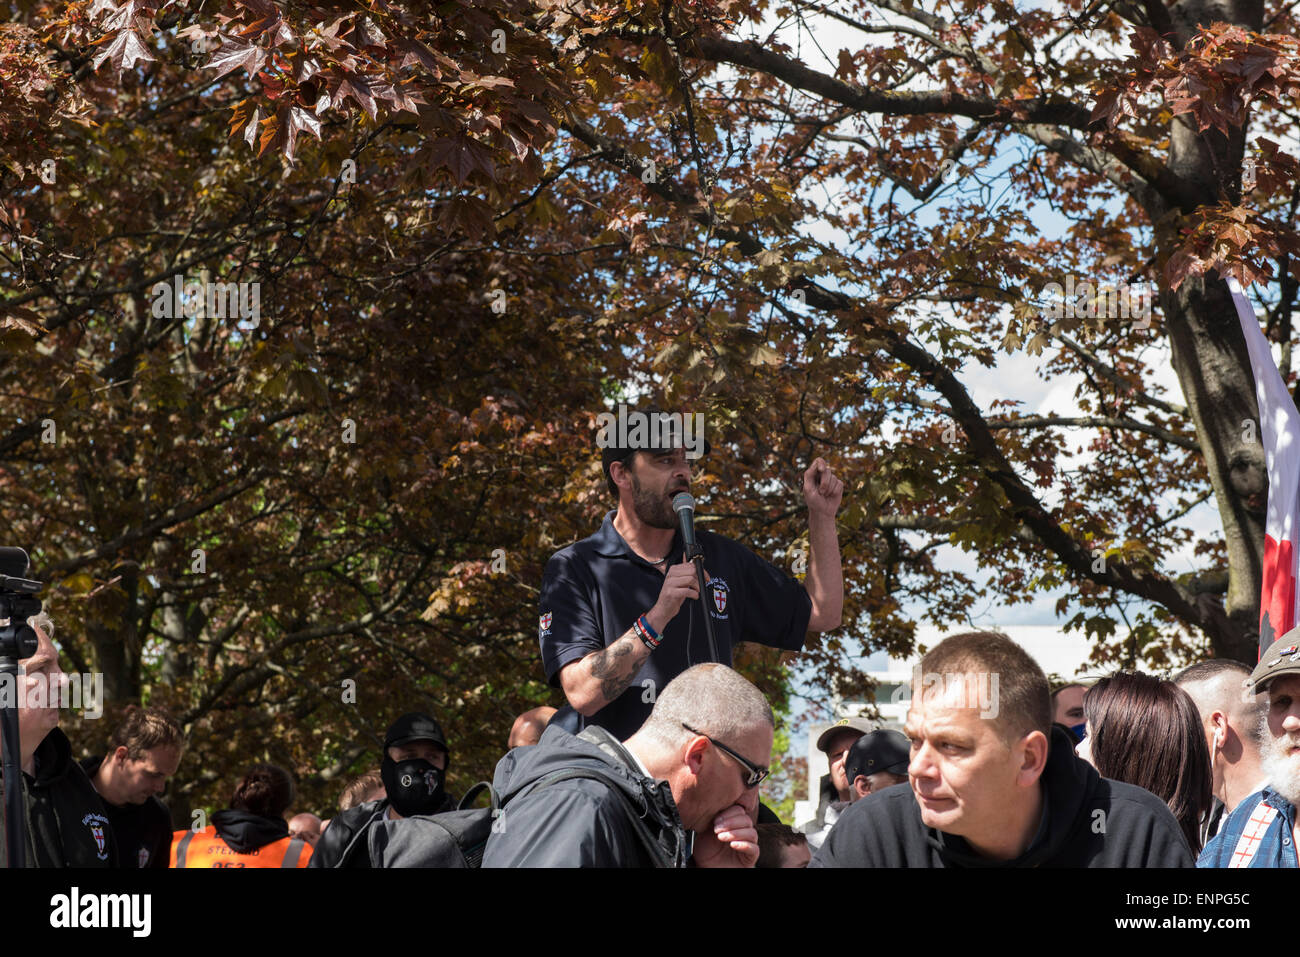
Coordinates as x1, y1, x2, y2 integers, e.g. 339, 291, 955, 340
538, 405, 844, 741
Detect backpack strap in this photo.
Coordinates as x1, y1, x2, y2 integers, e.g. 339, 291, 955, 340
516, 768, 678, 868
457, 781, 500, 812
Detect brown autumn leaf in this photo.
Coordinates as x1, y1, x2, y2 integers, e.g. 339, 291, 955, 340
90, 26, 155, 73
427, 134, 497, 185
207, 37, 267, 81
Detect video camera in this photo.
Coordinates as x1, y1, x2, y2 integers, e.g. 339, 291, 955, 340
0, 546, 44, 867
0, 547, 42, 660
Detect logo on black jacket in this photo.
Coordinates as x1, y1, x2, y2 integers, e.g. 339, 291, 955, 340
81, 812, 110, 861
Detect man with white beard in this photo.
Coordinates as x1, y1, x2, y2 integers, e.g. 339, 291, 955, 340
1198, 632, 1300, 868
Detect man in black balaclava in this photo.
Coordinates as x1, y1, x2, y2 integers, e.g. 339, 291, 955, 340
380, 713, 454, 819
309, 712, 456, 867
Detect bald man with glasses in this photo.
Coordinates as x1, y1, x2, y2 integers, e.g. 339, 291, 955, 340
484, 664, 773, 868
682, 722, 771, 788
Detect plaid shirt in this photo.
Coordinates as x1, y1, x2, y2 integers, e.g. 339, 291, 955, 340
1197, 786, 1299, 868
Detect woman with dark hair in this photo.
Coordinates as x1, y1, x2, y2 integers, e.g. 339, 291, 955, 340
1077, 672, 1212, 854
169, 763, 313, 868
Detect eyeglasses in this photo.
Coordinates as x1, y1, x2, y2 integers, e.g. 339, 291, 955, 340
681, 722, 770, 789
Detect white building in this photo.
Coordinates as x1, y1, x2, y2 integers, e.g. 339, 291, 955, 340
793, 624, 1104, 827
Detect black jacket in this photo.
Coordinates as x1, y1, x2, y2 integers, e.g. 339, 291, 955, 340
811, 726, 1194, 868
482, 725, 691, 868
79, 755, 173, 868
309, 790, 456, 868
0, 728, 116, 867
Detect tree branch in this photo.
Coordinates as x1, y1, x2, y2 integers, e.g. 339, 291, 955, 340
1055, 332, 1189, 416
40, 473, 267, 578
689, 35, 1093, 128
986, 413, 1198, 450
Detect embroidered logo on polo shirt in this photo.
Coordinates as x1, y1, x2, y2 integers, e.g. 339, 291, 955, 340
138, 845, 150, 867
709, 578, 730, 619
81, 812, 110, 860
539, 612, 553, 638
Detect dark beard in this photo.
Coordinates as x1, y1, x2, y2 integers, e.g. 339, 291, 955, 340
630, 472, 677, 530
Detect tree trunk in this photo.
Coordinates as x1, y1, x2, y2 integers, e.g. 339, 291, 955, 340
1159, 275, 1265, 662
1154, 7, 1267, 661
86, 560, 142, 702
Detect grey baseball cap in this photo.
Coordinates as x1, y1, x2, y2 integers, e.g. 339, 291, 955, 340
815, 716, 875, 753
1249, 628, 1300, 694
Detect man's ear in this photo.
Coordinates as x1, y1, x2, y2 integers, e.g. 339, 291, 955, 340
1209, 710, 1227, 747
852, 775, 870, 799
1017, 730, 1050, 786
113, 745, 130, 764
1210, 710, 1237, 759
610, 455, 636, 494
683, 734, 709, 776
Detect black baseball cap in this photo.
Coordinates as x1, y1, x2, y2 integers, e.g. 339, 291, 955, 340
844, 729, 911, 781
384, 713, 449, 753
598, 405, 711, 488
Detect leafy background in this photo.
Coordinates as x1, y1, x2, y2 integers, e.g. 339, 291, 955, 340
4, 0, 1298, 820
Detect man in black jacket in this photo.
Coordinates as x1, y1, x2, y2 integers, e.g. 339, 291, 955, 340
309, 711, 456, 868
483, 663, 770, 867
0, 613, 116, 867
812, 631, 1194, 868
81, 706, 183, 868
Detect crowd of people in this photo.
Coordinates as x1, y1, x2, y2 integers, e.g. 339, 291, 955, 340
5, 610, 1299, 869
3, 408, 1297, 868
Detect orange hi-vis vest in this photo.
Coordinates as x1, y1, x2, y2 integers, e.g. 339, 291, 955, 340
169, 826, 312, 868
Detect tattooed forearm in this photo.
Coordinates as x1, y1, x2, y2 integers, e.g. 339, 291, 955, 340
587, 633, 644, 705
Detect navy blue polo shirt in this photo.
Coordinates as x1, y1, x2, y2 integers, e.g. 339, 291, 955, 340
539, 511, 812, 739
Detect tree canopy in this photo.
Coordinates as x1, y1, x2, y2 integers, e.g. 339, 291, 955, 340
3, 0, 1299, 814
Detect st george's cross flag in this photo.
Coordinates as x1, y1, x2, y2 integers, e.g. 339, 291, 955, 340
1231, 278, 1300, 660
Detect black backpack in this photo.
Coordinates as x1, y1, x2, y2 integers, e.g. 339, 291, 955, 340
334, 770, 674, 868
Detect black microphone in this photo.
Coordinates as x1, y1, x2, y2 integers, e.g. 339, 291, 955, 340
672, 492, 697, 556
671, 491, 719, 662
